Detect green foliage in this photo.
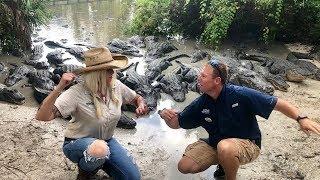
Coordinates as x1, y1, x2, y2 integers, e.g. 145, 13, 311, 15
128, 0, 320, 47
0, 0, 51, 54
126, 0, 172, 35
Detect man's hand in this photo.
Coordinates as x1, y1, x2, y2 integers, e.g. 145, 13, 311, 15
299, 118, 320, 135
159, 108, 180, 129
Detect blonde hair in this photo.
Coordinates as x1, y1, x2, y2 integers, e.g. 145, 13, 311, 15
83, 70, 119, 119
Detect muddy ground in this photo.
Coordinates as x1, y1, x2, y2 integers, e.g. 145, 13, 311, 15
0, 47, 320, 180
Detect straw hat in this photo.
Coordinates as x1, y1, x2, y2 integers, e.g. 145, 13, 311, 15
74, 47, 128, 74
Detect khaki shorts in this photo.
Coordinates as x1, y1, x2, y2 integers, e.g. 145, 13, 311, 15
184, 138, 260, 169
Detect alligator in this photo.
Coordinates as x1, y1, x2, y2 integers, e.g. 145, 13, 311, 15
239, 53, 310, 83
53, 64, 83, 77
46, 50, 70, 66
120, 62, 160, 110
146, 54, 190, 80
107, 38, 143, 57
116, 113, 137, 129
28, 69, 55, 91
66, 46, 85, 60
29, 44, 44, 61
128, 35, 146, 48
5, 65, 32, 87
175, 60, 201, 93
156, 73, 188, 102
191, 50, 210, 63
287, 53, 320, 81
229, 66, 275, 95
251, 62, 290, 92
44, 40, 69, 49
0, 84, 25, 105
146, 41, 178, 59
0, 62, 4, 73
144, 36, 159, 47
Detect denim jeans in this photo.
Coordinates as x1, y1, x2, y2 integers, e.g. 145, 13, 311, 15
63, 137, 140, 180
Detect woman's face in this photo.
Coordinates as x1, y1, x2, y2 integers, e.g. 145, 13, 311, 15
106, 69, 115, 84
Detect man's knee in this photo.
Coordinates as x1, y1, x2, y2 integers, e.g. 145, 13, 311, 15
87, 140, 110, 158
178, 156, 202, 174
217, 139, 238, 158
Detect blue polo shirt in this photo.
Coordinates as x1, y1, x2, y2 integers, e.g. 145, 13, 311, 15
178, 84, 277, 148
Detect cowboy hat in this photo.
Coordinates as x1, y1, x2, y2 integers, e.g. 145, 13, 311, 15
73, 47, 128, 74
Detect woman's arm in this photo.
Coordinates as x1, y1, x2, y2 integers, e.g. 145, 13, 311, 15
132, 95, 149, 117
35, 73, 76, 121
274, 98, 320, 135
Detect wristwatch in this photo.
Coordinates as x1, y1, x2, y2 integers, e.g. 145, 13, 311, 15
296, 114, 308, 122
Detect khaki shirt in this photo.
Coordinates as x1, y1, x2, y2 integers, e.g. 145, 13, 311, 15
54, 80, 136, 140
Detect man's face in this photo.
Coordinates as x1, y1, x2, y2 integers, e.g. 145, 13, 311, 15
198, 64, 216, 93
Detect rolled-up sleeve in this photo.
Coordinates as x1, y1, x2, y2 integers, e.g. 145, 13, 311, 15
118, 80, 137, 104
54, 85, 79, 118
178, 96, 203, 129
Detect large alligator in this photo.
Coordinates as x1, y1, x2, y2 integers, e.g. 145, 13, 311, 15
5, 65, 32, 87
191, 50, 210, 63
0, 62, 4, 73
128, 35, 146, 48
29, 44, 44, 61
107, 38, 143, 57
66, 46, 85, 60
46, 50, 70, 66
156, 73, 188, 102
146, 54, 190, 80
120, 62, 160, 110
0, 84, 25, 105
146, 41, 178, 59
44, 40, 69, 49
287, 53, 320, 81
175, 60, 201, 93
214, 55, 275, 94
251, 62, 290, 92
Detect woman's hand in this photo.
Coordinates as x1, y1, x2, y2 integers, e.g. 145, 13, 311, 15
56, 73, 77, 91
135, 102, 149, 117
299, 118, 320, 135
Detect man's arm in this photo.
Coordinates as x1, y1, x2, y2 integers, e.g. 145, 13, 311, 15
159, 109, 180, 129
274, 98, 320, 135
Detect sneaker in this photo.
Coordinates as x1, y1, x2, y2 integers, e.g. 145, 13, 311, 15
116, 113, 136, 129
213, 164, 225, 177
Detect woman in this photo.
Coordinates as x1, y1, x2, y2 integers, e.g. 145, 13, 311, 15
36, 47, 149, 180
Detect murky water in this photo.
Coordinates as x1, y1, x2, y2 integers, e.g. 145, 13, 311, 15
0, 1, 296, 179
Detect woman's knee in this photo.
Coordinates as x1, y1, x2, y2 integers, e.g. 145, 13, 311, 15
87, 139, 110, 158
178, 156, 201, 174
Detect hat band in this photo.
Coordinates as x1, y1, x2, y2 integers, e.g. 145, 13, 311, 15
86, 59, 113, 67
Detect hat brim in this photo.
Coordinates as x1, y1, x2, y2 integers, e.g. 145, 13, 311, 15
74, 55, 128, 74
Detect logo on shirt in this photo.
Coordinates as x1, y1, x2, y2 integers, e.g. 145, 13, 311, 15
201, 109, 210, 114
204, 117, 213, 123
232, 103, 239, 108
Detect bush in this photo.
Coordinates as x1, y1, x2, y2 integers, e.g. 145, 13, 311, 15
0, 0, 50, 54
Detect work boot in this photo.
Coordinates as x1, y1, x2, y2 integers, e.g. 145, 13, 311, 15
213, 164, 225, 177
76, 168, 99, 180
116, 113, 136, 129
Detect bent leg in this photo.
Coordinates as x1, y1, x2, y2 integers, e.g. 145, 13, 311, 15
102, 138, 140, 180
217, 138, 260, 180
63, 137, 110, 172
178, 140, 218, 174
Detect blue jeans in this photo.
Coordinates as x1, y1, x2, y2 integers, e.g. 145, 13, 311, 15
63, 137, 140, 180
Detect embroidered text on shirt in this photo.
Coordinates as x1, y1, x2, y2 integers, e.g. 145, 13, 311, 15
204, 117, 213, 122
232, 103, 239, 108
201, 109, 210, 114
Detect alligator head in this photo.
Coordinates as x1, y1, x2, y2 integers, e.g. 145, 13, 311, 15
0, 88, 25, 105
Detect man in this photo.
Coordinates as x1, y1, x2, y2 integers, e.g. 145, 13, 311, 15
159, 59, 320, 180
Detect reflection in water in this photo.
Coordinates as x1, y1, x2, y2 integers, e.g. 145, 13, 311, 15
32, 1, 217, 179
